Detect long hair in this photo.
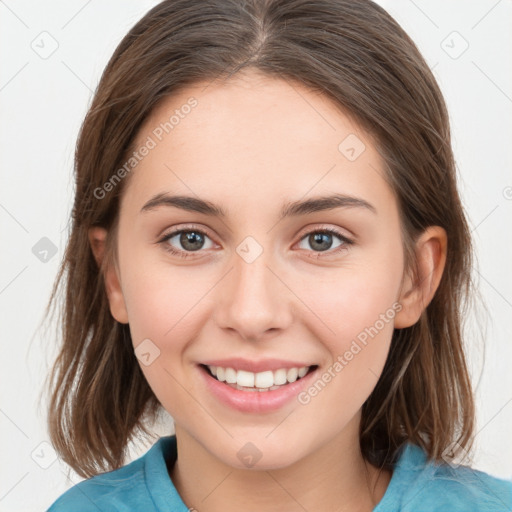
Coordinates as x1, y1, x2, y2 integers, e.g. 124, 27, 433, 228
44, 0, 475, 478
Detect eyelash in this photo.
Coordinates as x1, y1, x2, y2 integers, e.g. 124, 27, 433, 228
157, 225, 354, 260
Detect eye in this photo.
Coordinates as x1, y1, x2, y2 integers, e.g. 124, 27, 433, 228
296, 227, 353, 257
157, 226, 215, 259
157, 225, 354, 259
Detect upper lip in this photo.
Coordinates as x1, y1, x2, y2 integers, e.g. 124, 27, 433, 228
200, 358, 317, 373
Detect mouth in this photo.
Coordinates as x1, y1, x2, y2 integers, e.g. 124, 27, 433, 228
200, 364, 318, 392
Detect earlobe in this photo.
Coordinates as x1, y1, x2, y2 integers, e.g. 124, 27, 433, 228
88, 226, 129, 324
394, 226, 447, 329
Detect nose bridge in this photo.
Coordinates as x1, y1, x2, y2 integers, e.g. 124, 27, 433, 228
234, 243, 274, 303
215, 234, 292, 340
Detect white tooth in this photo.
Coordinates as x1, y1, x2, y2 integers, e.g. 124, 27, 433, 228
287, 367, 298, 383
255, 370, 274, 388
273, 368, 287, 385
215, 366, 309, 389
216, 366, 226, 382
237, 370, 255, 387
225, 367, 237, 384
298, 366, 308, 378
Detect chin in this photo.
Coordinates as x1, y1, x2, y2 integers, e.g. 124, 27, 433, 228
211, 435, 309, 471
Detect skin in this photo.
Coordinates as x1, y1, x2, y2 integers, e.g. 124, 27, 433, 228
89, 69, 447, 512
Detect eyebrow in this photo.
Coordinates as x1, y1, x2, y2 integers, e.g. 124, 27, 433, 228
140, 192, 377, 219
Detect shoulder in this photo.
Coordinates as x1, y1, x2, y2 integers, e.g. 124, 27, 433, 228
46, 436, 175, 512
407, 462, 512, 511
47, 456, 149, 511
385, 443, 512, 512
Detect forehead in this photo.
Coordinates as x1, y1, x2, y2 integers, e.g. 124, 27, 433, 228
123, 70, 394, 217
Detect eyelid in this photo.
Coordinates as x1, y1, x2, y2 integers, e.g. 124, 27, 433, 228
296, 223, 355, 242
158, 223, 354, 242
157, 223, 216, 241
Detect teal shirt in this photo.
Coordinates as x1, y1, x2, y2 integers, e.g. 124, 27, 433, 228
47, 435, 512, 511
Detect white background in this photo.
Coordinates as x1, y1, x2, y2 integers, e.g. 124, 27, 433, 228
1, 1, 511, 510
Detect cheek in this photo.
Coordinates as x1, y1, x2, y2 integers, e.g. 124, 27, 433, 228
119, 259, 209, 419
304, 258, 402, 351
294, 270, 400, 428
295, 250, 403, 411
120, 247, 210, 345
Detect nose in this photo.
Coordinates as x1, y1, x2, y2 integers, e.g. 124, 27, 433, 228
214, 242, 293, 342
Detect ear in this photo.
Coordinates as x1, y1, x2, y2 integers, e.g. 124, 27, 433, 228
88, 226, 129, 324
394, 226, 447, 329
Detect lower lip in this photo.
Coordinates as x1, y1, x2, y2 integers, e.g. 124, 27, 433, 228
198, 364, 318, 413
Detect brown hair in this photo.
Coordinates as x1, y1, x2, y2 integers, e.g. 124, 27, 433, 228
44, 0, 476, 478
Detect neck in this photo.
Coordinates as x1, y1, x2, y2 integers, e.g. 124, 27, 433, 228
169, 420, 391, 512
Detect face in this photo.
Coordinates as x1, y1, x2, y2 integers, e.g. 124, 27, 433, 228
108, 70, 409, 470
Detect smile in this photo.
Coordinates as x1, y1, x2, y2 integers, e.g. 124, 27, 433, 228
198, 361, 319, 413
